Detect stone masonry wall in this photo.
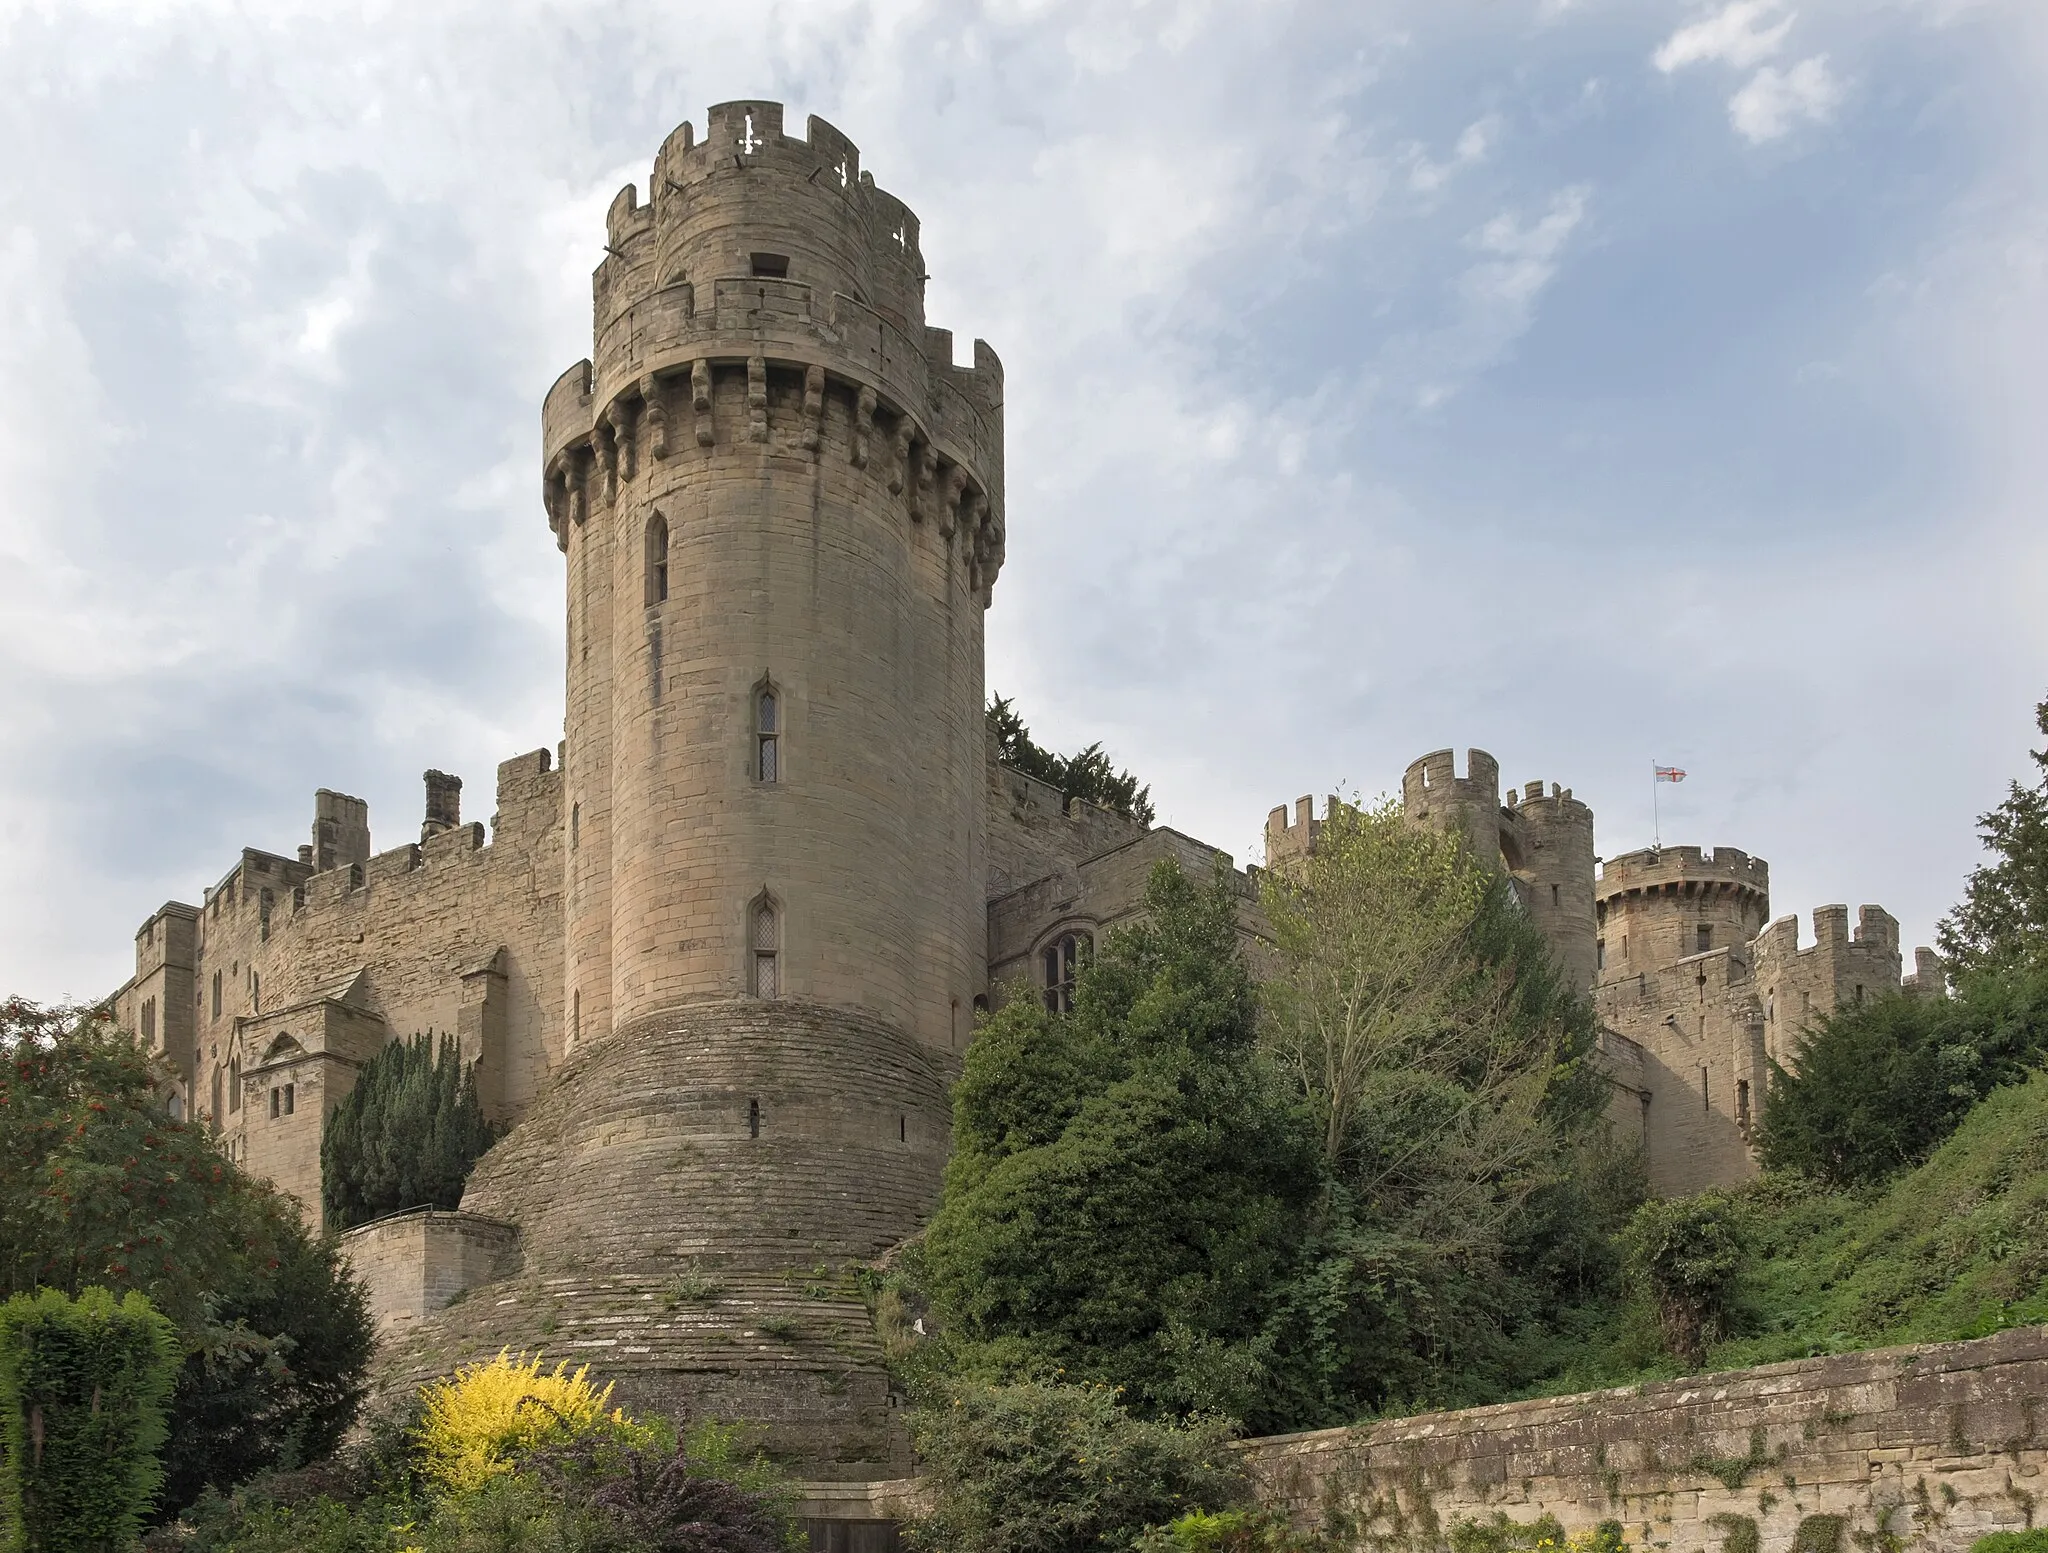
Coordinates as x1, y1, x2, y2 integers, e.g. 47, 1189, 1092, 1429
987, 827, 1265, 1003
1598, 946, 1768, 1196
340, 1208, 520, 1332
1242, 1325, 2048, 1553
160, 752, 562, 1203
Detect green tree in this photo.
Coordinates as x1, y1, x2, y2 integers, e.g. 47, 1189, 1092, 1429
1757, 970, 2048, 1188
922, 860, 1321, 1426
0, 1000, 373, 1514
1940, 693, 2048, 977
908, 1379, 1247, 1553
0, 1285, 179, 1552
987, 696, 1155, 827
1254, 800, 1624, 1413
321, 1033, 497, 1232
1618, 1190, 1749, 1367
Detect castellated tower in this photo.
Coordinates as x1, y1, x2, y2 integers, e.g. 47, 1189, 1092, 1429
1400, 749, 1599, 993
383, 101, 1006, 1478
540, 98, 1001, 1052
1594, 846, 1771, 977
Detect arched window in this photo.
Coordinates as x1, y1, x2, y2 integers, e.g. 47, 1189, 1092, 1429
645, 511, 669, 605
1041, 931, 1089, 1014
228, 1057, 241, 1112
755, 683, 780, 783
750, 897, 781, 998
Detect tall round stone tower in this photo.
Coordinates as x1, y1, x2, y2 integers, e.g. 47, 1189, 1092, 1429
544, 98, 1001, 1053
1594, 846, 1771, 979
384, 101, 1005, 1480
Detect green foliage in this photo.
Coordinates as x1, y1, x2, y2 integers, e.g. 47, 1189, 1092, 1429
160, 1398, 798, 1553
923, 860, 1322, 1426
1528, 1067, 2048, 1398
907, 1379, 1247, 1553
1131, 1507, 1311, 1553
1941, 693, 2048, 977
921, 832, 1632, 1432
1257, 803, 1628, 1416
1707, 1515, 1760, 1553
0, 1285, 180, 1552
1, 1000, 247, 1334
1448, 1514, 1626, 1553
1617, 1191, 1749, 1368
1969, 1534, 2048, 1553
1757, 968, 2048, 1188
987, 697, 1154, 828
322, 1033, 497, 1233
160, 1227, 376, 1513
0, 1000, 374, 1515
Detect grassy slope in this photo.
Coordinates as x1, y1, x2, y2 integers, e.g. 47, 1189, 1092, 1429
1520, 1070, 2048, 1398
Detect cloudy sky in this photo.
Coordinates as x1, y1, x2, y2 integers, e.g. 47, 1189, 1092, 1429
2, 0, 2043, 1001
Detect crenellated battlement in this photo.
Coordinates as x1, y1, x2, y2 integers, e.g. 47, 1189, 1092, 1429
1401, 748, 1501, 814
1597, 845, 1771, 901
1751, 904, 1901, 960
539, 101, 1004, 596
1263, 793, 1347, 870
1504, 780, 1588, 817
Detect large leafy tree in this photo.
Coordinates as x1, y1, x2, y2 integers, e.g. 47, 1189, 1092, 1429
1939, 692, 2048, 977
322, 1032, 497, 1232
922, 861, 1320, 1426
1757, 969, 2048, 1188
987, 696, 1155, 827
1255, 801, 1626, 1417
0, 999, 374, 1513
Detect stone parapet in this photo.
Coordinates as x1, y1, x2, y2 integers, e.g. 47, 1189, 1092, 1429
340, 1208, 520, 1333
1241, 1324, 2048, 1552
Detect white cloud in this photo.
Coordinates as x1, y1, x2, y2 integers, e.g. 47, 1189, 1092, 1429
1654, 1, 1794, 74
1465, 184, 1590, 309
1729, 54, 1844, 142
1408, 114, 1499, 194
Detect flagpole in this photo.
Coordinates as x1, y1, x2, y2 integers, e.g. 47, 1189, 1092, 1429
1652, 762, 1660, 850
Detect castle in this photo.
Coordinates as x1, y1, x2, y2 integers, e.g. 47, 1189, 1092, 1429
104, 101, 1938, 1484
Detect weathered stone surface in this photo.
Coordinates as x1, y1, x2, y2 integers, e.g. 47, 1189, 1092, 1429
1239, 1326, 2048, 1553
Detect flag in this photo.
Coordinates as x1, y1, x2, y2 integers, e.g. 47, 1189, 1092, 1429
1655, 766, 1686, 783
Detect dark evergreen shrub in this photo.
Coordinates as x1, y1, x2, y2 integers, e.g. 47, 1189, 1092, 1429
321, 1033, 497, 1232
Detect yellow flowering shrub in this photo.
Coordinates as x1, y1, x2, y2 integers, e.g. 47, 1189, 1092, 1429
414, 1349, 642, 1493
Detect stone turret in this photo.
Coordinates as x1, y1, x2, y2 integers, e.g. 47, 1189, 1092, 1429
1504, 780, 1598, 994
1595, 845, 1771, 982
399, 101, 1007, 1476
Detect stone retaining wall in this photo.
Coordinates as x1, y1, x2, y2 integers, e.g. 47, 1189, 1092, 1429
1240, 1327, 2048, 1552
339, 1208, 520, 1332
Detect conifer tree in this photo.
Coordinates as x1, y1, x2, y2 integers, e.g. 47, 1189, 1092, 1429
1939, 692, 2048, 977
321, 1033, 497, 1231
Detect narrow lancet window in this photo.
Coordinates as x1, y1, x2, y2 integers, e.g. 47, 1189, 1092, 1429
646, 511, 669, 605
1041, 931, 1088, 1014
751, 898, 780, 998
756, 685, 779, 783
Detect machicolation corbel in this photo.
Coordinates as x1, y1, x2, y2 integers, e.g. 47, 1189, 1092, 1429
746, 355, 768, 442
640, 374, 668, 460
852, 385, 875, 468
691, 359, 714, 447
801, 365, 825, 452
887, 418, 912, 495
939, 464, 966, 538
606, 400, 636, 484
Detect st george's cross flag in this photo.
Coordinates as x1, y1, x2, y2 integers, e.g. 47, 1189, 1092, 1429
1654, 766, 1687, 782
